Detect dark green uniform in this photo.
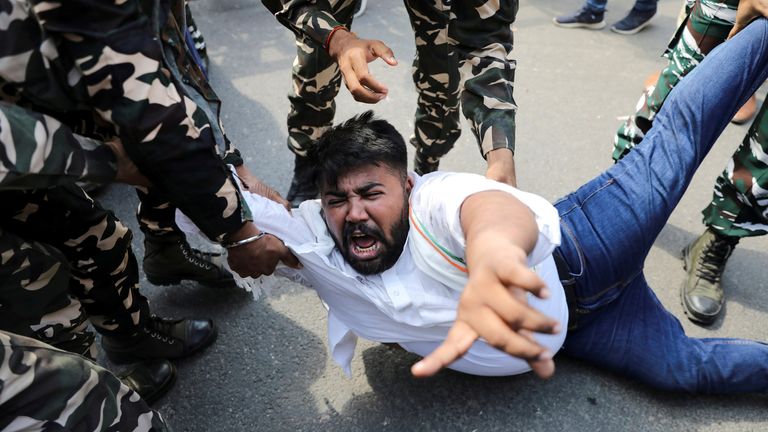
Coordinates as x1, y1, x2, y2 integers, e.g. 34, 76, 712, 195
614, 0, 768, 238
263, 0, 520, 166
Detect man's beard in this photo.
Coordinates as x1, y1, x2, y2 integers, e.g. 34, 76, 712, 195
332, 202, 409, 275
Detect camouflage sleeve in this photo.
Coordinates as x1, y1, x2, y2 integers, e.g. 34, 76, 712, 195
0, 102, 117, 191
450, 0, 518, 157
261, 0, 344, 48
30, 0, 249, 242
0, 330, 169, 432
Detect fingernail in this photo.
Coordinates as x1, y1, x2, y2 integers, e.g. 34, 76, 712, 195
540, 287, 551, 298
551, 323, 561, 333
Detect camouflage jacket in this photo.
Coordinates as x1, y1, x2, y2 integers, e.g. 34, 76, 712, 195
262, 0, 345, 49
0, 0, 250, 242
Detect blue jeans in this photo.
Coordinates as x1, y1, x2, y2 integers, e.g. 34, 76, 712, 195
553, 19, 768, 394
586, 0, 657, 13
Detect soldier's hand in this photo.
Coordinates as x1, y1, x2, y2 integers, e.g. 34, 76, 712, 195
328, 29, 397, 103
729, 0, 768, 38
411, 235, 559, 379
235, 164, 291, 211
225, 222, 302, 278
104, 138, 151, 187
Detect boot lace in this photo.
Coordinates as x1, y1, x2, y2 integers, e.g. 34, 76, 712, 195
179, 240, 215, 270
695, 236, 735, 285
146, 316, 177, 345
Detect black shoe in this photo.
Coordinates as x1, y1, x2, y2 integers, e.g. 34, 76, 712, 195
610, 8, 656, 35
118, 359, 177, 405
286, 155, 319, 207
103, 315, 218, 364
144, 233, 235, 288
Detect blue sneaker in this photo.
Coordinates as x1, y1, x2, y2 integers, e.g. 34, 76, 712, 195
553, 6, 606, 30
610, 8, 656, 35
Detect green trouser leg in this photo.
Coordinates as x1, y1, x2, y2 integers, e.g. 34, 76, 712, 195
0, 331, 169, 431
613, 0, 739, 161
286, 0, 357, 156
613, 0, 768, 238
703, 98, 768, 237
0, 185, 150, 340
404, 0, 461, 163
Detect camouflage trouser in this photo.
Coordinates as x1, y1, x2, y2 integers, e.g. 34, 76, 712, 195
0, 330, 169, 432
137, 187, 182, 238
613, 0, 768, 238
288, 0, 518, 163
0, 184, 150, 351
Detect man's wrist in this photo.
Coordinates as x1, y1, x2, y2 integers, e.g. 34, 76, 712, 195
327, 27, 355, 59
222, 221, 261, 245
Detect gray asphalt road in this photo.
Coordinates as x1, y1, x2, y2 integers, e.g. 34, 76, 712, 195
98, 0, 768, 430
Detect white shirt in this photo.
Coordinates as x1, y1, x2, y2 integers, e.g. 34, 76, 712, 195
180, 172, 568, 376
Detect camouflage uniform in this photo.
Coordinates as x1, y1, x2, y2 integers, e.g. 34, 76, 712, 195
1, 0, 251, 244
613, 0, 768, 238
264, 0, 519, 166
0, 330, 168, 432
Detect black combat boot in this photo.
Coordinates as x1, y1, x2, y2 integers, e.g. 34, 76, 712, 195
143, 233, 235, 287
286, 154, 319, 207
118, 359, 177, 405
103, 315, 217, 364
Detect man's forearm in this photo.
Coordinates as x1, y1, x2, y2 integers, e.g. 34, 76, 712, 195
461, 190, 538, 260
0, 103, 117, 191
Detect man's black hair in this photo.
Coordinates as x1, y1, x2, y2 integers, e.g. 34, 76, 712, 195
308, 111, 408, 189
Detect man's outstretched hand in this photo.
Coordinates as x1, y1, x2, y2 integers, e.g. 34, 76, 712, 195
411, 193, 561, 379
327, 29, 398, 103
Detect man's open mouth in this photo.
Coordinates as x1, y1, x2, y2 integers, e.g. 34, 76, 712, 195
349, 232, 381, 260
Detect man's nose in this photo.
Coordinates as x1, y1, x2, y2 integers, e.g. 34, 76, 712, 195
346, 199, 369, 222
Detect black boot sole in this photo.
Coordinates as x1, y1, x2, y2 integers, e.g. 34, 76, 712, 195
146, 273, 237, 288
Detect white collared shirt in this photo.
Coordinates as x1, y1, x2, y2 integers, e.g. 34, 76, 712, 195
182, 171, 568, 376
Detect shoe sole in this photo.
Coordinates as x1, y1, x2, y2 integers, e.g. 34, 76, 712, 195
552, 17, 606, 30
146, 274, 237, 288
679, 245, 718, 325
610, 20, 652, 35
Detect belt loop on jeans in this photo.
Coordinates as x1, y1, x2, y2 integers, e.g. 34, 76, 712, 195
552, 249, 579, 331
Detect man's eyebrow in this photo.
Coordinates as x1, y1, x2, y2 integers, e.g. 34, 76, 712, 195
355, 183, 383, 194
325, 182, 384, 198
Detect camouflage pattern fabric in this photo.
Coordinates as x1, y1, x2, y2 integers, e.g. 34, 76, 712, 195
613, 0, 768, 238
0, 228, 95, 358
137, 187, 182, 237
0, 0, 249, 242
268, 0, 519, 163
0, 330, 169, 432
0, 102, 118, 191
0, 183, 151, 342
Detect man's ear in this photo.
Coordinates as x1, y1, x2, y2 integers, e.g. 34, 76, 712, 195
405, 174, 414, 194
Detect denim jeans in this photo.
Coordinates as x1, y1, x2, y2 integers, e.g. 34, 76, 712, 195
553, 19, 768, 394
586, 0, 657, 13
